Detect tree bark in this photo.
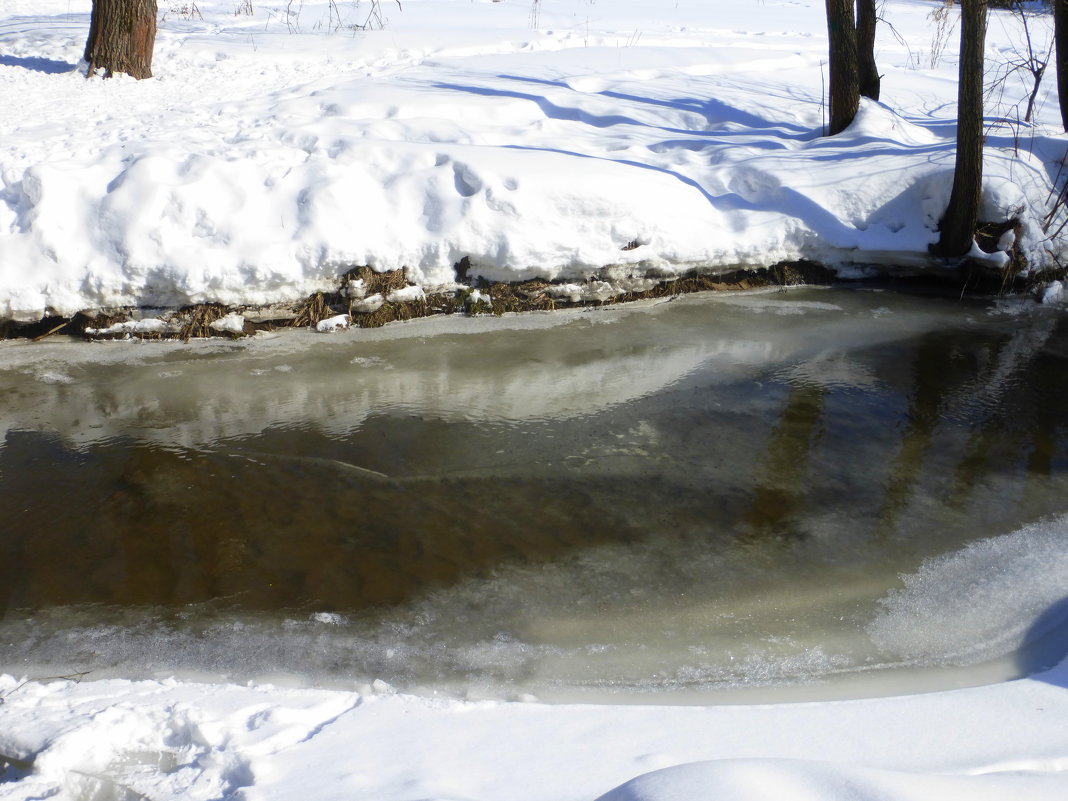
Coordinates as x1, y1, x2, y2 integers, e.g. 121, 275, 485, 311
1056, 0, 1068, 131
84, 0, 157, 80
934, 0, 987, 258
825, 0, 860, 135
856, 0, 881, 101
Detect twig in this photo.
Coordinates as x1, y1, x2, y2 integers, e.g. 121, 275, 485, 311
31, 320, 70, 342
0, 671, 92, 705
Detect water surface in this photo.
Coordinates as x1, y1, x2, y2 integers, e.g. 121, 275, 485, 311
2, 286, 1068, 701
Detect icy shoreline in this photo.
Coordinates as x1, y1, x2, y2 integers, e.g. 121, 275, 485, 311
3, 261, 838, 340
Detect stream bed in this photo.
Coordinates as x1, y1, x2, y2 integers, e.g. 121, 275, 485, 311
2, 285, 1068, 702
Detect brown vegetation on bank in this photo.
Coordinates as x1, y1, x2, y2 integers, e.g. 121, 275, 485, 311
0, 257, 1010, 342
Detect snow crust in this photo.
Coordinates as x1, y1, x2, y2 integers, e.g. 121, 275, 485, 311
3, 0, 1064, 320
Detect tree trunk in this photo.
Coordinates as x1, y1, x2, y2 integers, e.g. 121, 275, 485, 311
84, 0, 157, 80
856, 0, 881, 101
825, 0, 860, 135
934, 0, 987, 258
1056, 0, 1068, 131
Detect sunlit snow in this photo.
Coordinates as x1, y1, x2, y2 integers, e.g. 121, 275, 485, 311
2, 0, 1066, 320
3, 2, 1068, 800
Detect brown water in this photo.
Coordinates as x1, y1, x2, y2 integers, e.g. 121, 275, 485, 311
2, 286, 1068, 700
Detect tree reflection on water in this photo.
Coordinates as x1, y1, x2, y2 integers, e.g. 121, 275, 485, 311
2, 287, 1068, 693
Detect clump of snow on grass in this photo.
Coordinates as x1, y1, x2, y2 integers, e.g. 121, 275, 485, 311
209, 313, 246, 334
85, 318, 177, 336
315, 314, 350, 332
546, 281, 624, 303
351, 294, 385, 313
1041, 280, 1065, 304
343, 278, 367, 299
965, 240, 1011, 270
387, 285, 425, 303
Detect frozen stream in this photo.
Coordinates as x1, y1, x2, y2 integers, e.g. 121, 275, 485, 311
2, 286, 1068, 702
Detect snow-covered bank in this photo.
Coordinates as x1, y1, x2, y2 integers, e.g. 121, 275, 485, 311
6, 3, 1068, 798
3, 650, 1068, 801
3, 0, 1066, 320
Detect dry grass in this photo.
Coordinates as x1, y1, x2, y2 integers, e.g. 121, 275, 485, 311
344, 265, 409, 296
426, 292, 467, 315
75, 311, 131, 340
971, 220, 1029, 294
293, 291, 333, 328
351, 298, 430, 328
178, 303, 230, 342
4, 260, 840, 341
486, 280, 557, 314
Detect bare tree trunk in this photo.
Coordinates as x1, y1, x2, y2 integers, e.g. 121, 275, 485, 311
856, 0, 881, 101
84, 0, 157, 80
934, 0, 987, 259
826, 0, 860, 135
1056, 0, 1068, 131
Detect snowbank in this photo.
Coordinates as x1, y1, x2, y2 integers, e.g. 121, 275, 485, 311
2, 0, 1065, 320
2, 654, 1068, 800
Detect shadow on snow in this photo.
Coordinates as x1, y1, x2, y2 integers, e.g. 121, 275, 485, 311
0, 54, 76, 74
1020, 596, 1068, 689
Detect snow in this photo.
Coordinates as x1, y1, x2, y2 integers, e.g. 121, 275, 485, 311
3, 642, 1068, 800
314, 312, 350, 331
1042, 279, 1065, 303
385, 284, 425, 302
350, 292, 384, 312
966, 237, 1012, 269
83, 317, 177, 335
4, 2, 1068, 799
2, 0, 1065, 321
210, 312, 247, 333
